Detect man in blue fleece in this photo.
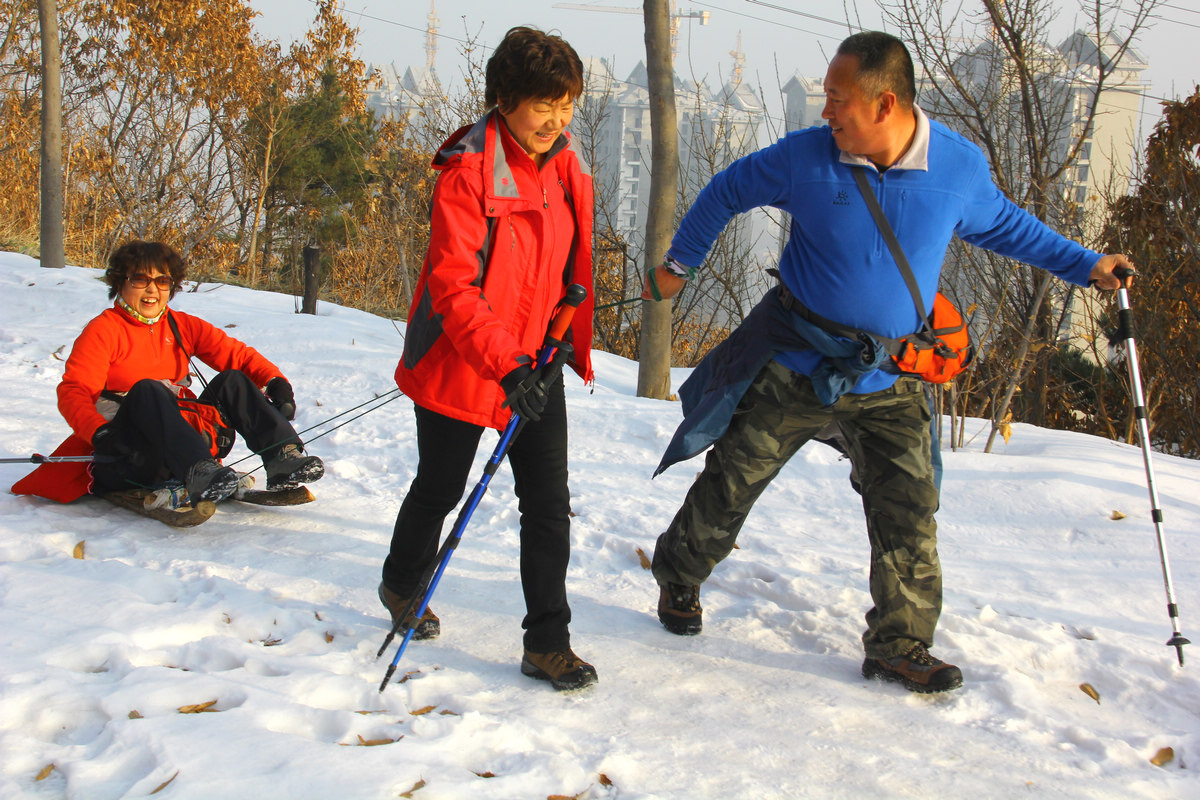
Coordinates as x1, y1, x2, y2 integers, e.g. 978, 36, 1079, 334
644, 31, 1133, 693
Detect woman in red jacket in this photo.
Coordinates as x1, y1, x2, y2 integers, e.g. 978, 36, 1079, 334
379, 27, 597, 691
16, 240, 323, 505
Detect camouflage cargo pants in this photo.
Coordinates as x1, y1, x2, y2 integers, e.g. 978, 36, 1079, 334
651, 359, 941, 659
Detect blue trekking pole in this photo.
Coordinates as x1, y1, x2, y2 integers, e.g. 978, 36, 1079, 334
376, 284, 588, 691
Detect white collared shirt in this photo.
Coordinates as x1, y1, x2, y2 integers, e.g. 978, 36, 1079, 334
837, 105, 930, 172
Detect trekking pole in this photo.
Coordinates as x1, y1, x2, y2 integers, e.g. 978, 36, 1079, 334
1113, 266, 1190, 666
0, 454, 98, 464
376, 283, 588, 692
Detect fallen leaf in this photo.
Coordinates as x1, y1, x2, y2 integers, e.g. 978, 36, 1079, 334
1079, 683, 1100, 704
397, 669, 421, 684
128, 710, 143, 719
1150, 747, 1174, 767
73, 541, 85, 560
314, 611, 323, 621
222, 613, 232, 624
636, 548, 651, 569
354, 709, 387, 715
398, 778, 426, 798
150, 771, 179, 794
178, 700, 219, 714
410, 705, 436, 716
35, 764, 54, 781
599, 774, 614, 787
353, 734, 399, 746
51, 345, 65, 360
1110, 509, 1127, 520
260, 636, 283, 647
324, 632, 334, 643
438, 709, 459, 716
474, 771, 496, 778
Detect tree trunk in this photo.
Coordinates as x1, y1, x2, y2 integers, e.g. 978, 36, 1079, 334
985, 271, 1054, 452
301, 244, 319, 315
38, 0, 64, 269
637, 0, 678, 399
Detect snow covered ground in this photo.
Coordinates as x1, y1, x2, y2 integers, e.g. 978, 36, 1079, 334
1, 251, 1197, 799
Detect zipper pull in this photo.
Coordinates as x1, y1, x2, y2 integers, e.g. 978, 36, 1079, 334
542, 185, 549, 209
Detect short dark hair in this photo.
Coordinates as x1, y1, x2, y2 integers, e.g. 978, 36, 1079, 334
105, 240, 186, 300
837, 31, 916, 107
484, 27, 584, 112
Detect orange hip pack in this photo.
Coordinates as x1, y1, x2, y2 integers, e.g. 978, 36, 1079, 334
177, 398, 235, 459
852, 167, 974, 384
892, 292, 974, 383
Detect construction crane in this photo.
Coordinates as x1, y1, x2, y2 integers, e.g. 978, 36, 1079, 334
552, 2, 711, 61
425, 1, 439, 74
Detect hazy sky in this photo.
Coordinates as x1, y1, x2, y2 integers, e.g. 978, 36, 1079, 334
249, 0, 1196, 132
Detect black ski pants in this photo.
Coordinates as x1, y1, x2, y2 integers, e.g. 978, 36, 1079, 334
382, 377, 573, 653
90, 370, 300, 494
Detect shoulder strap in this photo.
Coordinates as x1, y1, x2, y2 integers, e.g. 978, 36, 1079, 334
851, 168, 933, 331
166, 310, 210, 392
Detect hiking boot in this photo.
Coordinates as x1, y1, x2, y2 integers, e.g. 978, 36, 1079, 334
862, 643, 964, 694
377, 582, 440, 640
658, 582, 703, 635
185, 458, 240, 503
264, 443, 324, 490
521, 648, 598, 691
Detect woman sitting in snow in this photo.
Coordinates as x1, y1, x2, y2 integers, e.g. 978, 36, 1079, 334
12, 240, 323, 505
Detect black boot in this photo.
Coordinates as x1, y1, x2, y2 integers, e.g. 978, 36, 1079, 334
185, 458, 240, 503
264, 444, 324, 490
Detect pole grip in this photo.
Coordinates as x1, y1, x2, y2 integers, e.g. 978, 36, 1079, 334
546, 284, 588, 344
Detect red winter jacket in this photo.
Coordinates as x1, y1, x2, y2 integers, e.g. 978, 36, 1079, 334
12, 304, 284, 501
396, 110, 595, 429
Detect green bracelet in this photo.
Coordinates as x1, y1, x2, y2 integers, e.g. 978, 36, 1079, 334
647, 265, 663, 302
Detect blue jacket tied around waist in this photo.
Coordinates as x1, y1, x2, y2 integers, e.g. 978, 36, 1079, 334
654, 286, 890, 477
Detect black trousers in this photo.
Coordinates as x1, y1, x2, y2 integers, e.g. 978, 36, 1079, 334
382, 378, 573, 652
90, 370, 300, 494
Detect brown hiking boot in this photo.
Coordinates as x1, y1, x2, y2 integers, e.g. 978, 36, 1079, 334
521, 648, 598, 691
658, 582, 702, 635
862, 643, 963, 693
377, 582, 440, 640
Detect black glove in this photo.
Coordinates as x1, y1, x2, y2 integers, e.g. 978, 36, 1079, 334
499, 344, 573, 423
266, 377, 296, 420
500, 364, 548, 422
92, 422, 134, 463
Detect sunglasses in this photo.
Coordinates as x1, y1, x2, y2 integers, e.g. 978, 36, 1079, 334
127, 274, 174, 290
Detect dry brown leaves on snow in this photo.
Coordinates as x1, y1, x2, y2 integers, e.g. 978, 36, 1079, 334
636, 548, 652, 569
1150, 747, 1174, 767
398, 778, 426, 797
342, 734, 400, 747
149, 772, 179, 794
177, 700, 219, 714
1079, 683, 1100, 704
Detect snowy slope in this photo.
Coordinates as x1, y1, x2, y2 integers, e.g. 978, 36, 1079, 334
0, 252, 1197, 800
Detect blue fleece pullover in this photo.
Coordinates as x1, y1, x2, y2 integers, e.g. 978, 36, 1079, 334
667, 111, 1101, 394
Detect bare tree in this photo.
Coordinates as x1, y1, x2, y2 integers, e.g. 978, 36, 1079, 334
37, 0, 63, 268
638, 0, 679, 399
